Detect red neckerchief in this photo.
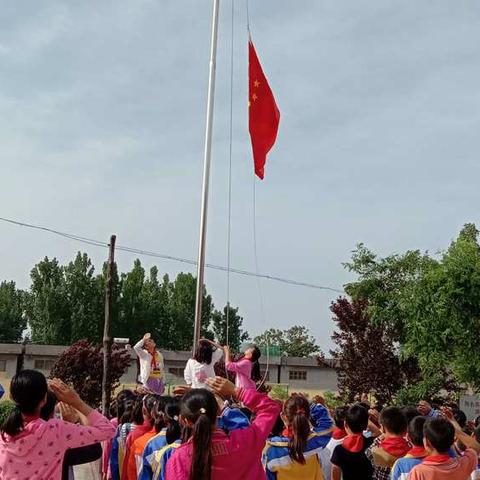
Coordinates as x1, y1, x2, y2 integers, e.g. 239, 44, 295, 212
150, 351, 159, 370
408, 446, 427, 458
282, 426, 293, 438
424, 454, 451, 464
332, 428, 347, 440
343, 433, 365, 453
380, 436, 410, 457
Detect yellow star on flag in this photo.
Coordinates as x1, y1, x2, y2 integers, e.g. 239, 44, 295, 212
254, 80, 260, 88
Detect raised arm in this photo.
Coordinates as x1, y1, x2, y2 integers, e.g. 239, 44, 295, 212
134, 333, 152, 360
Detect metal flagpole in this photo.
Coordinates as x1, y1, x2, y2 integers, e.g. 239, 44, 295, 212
193, 0, 220, 355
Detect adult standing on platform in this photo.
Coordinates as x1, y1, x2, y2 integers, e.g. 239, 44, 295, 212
134, 333, 165, 395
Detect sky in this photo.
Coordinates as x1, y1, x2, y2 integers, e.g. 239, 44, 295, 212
1, 0, 480, 353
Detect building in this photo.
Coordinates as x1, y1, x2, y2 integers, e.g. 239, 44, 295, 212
0, 343, 338, 396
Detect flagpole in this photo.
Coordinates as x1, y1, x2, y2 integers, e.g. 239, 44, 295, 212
193, 0, 220, 355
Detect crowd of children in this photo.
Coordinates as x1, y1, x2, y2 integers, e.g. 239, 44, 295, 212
2, 336, 480, 480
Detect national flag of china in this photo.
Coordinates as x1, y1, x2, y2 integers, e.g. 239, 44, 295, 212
249, 40, 280, 180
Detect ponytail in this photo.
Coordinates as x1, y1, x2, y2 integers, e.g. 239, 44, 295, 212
1, 406, 24, 437
190, 414, 213, 480
165, 400, 181, 444
181, 389, 218, 480
283, 395, 311, 464
1, 370, 48, 437
250, 346, 262, 382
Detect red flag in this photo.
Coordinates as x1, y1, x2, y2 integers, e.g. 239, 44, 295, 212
249, 40, 280, 180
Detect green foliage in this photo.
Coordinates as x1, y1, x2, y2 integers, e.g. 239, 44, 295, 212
254, 326, 320, 357
11, 252, 244, 350
344, 223, 480, 400
269, 384, 289, 401
0, 281, 27, 342
322, 390, 345, 409
211, 304, 250, 353
0, 400, 15, 426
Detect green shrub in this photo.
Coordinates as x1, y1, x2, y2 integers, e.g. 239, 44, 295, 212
0, 400, 15, 426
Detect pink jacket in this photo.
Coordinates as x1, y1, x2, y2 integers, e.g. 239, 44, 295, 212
102, 417, 119, 479
0, 410, 116, 480
166, 388, 281, 480
225, 358, 256, 389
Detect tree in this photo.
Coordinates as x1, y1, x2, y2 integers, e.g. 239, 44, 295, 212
330, 297, 419, 404
28, 257, 71, 344
0, 281, 27, 342
50, 340, 131, 407
254, 326, 320, 357
211, 304, 250, 352
64, 253, 104, 343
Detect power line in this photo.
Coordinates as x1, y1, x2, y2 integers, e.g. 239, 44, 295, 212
0, 215, 344, 294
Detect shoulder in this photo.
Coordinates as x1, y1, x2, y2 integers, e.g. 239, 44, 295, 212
462, 448, 478, 467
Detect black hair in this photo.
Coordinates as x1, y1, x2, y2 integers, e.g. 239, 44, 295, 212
401, 406, 420, 427
283, 395, 311, 464
165, 398, 181, 444
143, 395, 158, 427
1, 370, 48, 437
131, 396, 145, 425
408, 416, 427, 447
424, 417, 455, 453
40, 391, 58, 421
249, 346, 262, 382
194, 340, 214, 365
116, 389, 135, 423
333, 406, 348, 430
453, 409, 467, 429
154, 396, 170, 433
270, 414, 285, 437
239, 407, 252, 421
345, 404, 369, 434
380, 406, 407, 436
181, 388, 218, 480
475, 415, 480, 428
358, 402, 370, 411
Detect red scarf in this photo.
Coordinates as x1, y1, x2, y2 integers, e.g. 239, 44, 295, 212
408, 446, 427, 458
332, 428, 347, 440
343, 433, 365, 453
424, 454, 451, 464
282, 426, 293, 438
380, 436, 410, 457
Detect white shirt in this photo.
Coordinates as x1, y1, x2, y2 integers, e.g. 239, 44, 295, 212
133, 339, 164, 386
184, 348, 223, 389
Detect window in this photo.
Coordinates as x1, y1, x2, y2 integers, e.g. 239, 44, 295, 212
169, 367, 184, 377
0, 360, 6, 372
289, 370, 307, 381
34, 359, 56, 371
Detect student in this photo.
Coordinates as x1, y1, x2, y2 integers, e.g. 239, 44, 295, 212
134, 333, 165, 395
225, 344, 261, 390
166, 376, 281, 479
366, 406, 409, 480
417, 400, 441, 418
331, 404, 377, 480
0, 370, 115, 480
410, 416, 480, 480
124, 395, 158, 480
139, 397, 178, 480
184, 339, 224, 389
391, 416, 428, 480
325, 406, 348, 459
263, 394, 333, 479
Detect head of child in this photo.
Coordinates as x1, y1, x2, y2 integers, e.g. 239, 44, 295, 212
244, 345, 261, 382
379, 406, 407, 438
334, 406, 348, 430
345, 404, 369, 435
115, 389, 135, 423
423, 417, 455, 455
164, 398, 181, 444
194, 340, 214, 365
407, 416, 426, 447
2, 370, 48, 436
180, 388, 220, 480
144, 338, 156, 355
282, 395, 311, 464
142, 394, 158, 427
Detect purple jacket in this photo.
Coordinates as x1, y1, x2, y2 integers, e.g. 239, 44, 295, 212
166, 388, 281, 480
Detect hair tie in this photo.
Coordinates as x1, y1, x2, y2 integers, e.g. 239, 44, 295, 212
297, 409, 306, 415
173, 415, 179, 421
199, 408, 206, 414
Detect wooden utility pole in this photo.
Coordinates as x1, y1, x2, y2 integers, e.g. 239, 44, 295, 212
102, 235, 116, 415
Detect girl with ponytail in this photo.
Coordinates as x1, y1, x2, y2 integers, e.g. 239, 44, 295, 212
166, 376, 281, 480
263, 394, 334, 480
0, 369, 115, 480
225, 344, 262, 390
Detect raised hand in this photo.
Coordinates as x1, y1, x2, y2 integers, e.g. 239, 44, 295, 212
206, 376, 236, 399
